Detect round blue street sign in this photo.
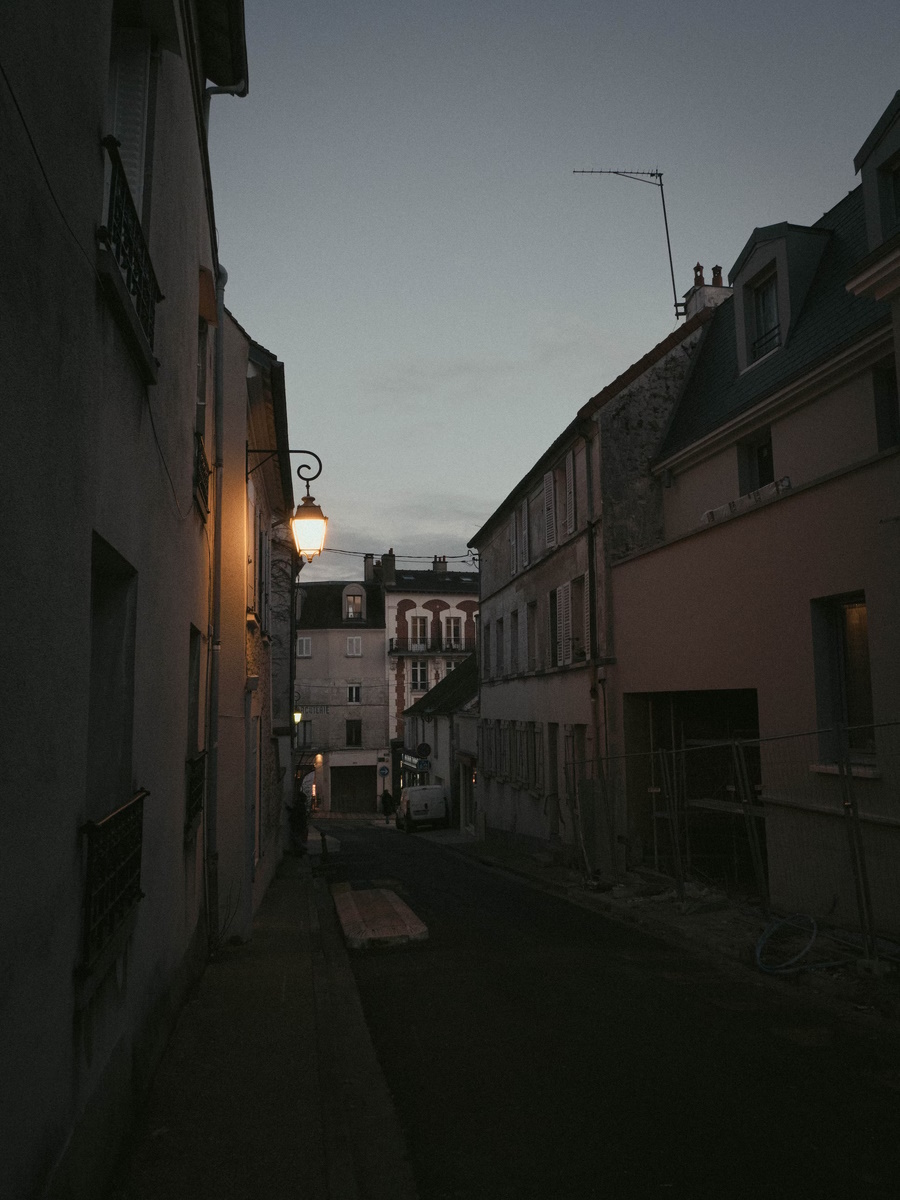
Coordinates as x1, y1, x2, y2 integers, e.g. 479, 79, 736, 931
379, 766, 389, 777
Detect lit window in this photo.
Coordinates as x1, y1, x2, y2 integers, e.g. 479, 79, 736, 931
345, 592, 363, 620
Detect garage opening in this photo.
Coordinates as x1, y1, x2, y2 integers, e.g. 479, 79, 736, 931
329, 765, 378, 813
623, 689, 765, 892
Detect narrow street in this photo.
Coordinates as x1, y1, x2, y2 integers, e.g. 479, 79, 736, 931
323, 822, 900, 1200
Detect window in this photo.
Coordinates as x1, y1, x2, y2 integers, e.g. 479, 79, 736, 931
87, 534, 137, 817
297, 636, 311, 657
346, 719, 362, 747
347, 684, 361, 704
345, 591, 363, 620
812, 593, 876, 760
570, 578, 587, 661
874, 358, 900, 451
565, 450, 576, 534
495, 617, 505, 675
520, 498, 530, 566
346, 637, 362, 656
751, 274, 780, 359
482, 624, 491, 679
411, 660, 429, 692
550, 584, 573, 667
510, 610, 519, 674
297, 719, 314, 748
738, 429, 774, 494
509, 509, 518, 575
410, 615, 427, 650
543, 471, 558, 549
445, 616, 462, 649
527, 601, 538, 671
445, 660, 457, 675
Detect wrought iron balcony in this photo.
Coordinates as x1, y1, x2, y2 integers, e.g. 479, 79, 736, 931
97, 136, 163, 381
389, 637, 475, 655
194, 433, 211, 516
80, 789, 148, 969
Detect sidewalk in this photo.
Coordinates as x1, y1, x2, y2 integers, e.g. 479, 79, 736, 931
105, 842, 417, 1200
440, 829, 900, 1026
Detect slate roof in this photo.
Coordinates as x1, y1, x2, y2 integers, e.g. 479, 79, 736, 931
296, 582, 385, 629
658, 186, 891, 459
403, 654, 478, 717
387, 570, 479, 595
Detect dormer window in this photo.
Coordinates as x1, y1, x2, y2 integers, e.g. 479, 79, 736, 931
343, 586, 365, 621
751, 273, 780, 360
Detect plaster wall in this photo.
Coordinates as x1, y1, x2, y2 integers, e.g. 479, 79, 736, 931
0, 5, 229, 1193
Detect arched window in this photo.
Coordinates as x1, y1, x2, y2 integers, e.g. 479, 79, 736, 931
343, 586, 365, 621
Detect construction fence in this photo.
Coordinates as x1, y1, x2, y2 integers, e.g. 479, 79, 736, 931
570, 722, 900, 954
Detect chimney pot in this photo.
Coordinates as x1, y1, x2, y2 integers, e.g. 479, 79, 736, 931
693, 262, 705, 288
711, 264, 723, 287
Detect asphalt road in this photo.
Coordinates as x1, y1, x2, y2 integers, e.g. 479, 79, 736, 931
320, 822, 900, 1200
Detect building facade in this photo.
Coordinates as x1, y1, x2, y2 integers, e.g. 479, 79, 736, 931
294, 581, 389, 812
0, 5, 294, 1195
402, 654, 479, 830
471, 94, 900, 943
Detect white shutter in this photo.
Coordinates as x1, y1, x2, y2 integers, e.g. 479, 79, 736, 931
543, 472, 557, 548
520, 498, 530, 565
509, 509, 517, 575
565, 450, 575, 534
559, 581, 572, 665
108, 29, 151, 215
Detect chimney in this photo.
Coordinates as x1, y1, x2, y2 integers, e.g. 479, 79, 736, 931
382, 548, 396, 586
683, 259, 732, 320
433, 555, 448, 573
364, 553, 374, 581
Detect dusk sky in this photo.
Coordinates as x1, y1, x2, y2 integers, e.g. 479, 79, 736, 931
208, 0, 899, 581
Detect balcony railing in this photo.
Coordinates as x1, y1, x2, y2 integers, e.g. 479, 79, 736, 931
98, 136, 162, 354
185, 751, 206, 836
389, 637, 476, 654
80, 789, 148, 969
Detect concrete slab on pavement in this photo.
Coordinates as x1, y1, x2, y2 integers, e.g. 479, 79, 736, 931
332, 884, 428, 950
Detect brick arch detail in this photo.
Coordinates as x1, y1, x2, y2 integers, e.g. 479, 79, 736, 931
457, 599, 479, 640
423, 599, 449, 641
395, 598, 416, 639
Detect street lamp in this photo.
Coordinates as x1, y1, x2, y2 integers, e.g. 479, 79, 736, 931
289, 450, 327, 563
246, 446, 328, 564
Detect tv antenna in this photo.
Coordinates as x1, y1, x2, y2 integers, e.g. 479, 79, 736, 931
573, 169, 684, 319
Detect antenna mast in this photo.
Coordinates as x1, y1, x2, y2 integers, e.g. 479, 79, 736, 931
574, 169, 683, 319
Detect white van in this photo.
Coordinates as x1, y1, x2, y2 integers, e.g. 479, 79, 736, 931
396, 784, 450, 832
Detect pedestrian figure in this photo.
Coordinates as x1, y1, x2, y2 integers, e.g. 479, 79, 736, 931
381, 788, 395, 824
287, 784, 309, 854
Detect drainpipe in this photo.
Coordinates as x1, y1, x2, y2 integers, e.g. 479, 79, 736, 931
205, 263, 228, 955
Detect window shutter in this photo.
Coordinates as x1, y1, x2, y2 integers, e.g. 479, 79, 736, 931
247, 499, 257, 612
108, 29, 151, 215
584, 578, 591, 661
543, 472, 557, 548
520, 498, 530, 565
559, 581, 572, 665
509, 509, 517, 575
565, 451, 575, 534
